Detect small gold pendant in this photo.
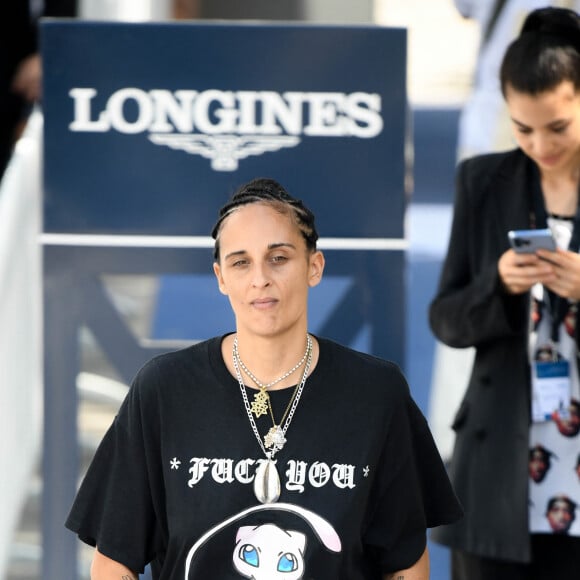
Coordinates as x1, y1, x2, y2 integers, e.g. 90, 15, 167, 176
250, 389, 270, 418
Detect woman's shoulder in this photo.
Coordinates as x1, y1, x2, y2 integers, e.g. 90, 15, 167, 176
317, 337, 408, 386
112, 338, 224, 422
458, 148, 528, 182
132, 336, 221, 385
315, 339, 413, 420
456, 148, 532, 207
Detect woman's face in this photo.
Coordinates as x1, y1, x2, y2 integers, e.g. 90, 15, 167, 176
505, 80, 580, 176
213, 203, 324, 339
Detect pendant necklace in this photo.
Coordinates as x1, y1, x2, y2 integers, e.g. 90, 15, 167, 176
233, 334, 313, 503
233, 335, 310, 419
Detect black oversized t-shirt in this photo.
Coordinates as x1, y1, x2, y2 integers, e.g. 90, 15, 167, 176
66, 336, 462, 579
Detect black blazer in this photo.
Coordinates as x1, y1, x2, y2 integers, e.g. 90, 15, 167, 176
428, 148, 567, 562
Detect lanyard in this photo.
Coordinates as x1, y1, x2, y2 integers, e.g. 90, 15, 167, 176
530, 176, 580, 343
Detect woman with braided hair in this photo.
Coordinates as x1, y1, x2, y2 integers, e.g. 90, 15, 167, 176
430, 6, 580, 579
66, 177, 461, 579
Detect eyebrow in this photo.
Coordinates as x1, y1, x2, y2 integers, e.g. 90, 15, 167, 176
511, 117, 570, 130
223, 249, 247, 261
268, 242, 296, 250
223, 242, 296, 261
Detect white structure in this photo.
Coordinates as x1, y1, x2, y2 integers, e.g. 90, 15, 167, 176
0, 110, 43, 580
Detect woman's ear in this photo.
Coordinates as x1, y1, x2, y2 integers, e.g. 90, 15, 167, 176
308, 250, 325, 287
213, 262, 228, 295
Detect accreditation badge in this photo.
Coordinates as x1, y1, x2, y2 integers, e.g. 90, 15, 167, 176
532, 359, 571, 423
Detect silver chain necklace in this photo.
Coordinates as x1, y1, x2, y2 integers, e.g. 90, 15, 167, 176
233, 334, 313, 503
233, 335, 310, 418
234, 336, 310, 390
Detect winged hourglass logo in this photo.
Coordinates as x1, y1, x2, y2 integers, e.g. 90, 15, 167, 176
149, 133, 300, 171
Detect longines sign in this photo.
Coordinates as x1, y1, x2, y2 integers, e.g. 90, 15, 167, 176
70, 88, 384, 171
42, 20, 406, 238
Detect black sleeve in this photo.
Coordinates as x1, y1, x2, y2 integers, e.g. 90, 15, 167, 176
65, 361, 164, 573
363, 373, 463, 572
429, 157, 526, 348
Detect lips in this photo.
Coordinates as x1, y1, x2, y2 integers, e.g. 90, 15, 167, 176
251, 297, 278, 308
537, 154, 561, 166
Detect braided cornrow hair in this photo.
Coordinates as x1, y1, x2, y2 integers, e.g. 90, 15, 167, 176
500, 7, 580, 96
211, 178, 319, 261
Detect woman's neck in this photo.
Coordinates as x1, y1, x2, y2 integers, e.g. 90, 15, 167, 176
223, 330, 315, 390
541, 165, 580, 216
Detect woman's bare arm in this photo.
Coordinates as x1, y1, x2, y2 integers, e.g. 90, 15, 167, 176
384, 546, 430, 580
90, 548, 138, 580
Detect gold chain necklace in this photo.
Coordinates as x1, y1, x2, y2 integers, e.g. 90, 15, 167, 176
233, 335, 313, 503
233, 335, 310, 418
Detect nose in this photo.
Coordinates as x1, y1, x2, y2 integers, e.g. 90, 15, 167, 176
530, 133, 553, 157
251, 263, 271, 287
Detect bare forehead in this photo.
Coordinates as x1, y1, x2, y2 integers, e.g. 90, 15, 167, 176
219, 202, 298, 232
220, 203, 305, 248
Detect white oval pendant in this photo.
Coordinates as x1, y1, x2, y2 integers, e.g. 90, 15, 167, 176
253, 459, 281, 504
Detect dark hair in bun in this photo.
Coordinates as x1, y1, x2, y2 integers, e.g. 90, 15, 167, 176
500, 7, 580, 95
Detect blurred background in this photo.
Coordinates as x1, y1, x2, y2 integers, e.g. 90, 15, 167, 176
1, 0, 483, 578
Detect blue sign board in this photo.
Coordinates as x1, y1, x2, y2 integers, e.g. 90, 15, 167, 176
42, 20, 406, 237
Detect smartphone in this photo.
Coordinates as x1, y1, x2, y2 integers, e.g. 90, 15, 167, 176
508, 228, 557, 254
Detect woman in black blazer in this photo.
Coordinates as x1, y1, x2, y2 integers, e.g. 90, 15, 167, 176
429, 7, 580, 579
